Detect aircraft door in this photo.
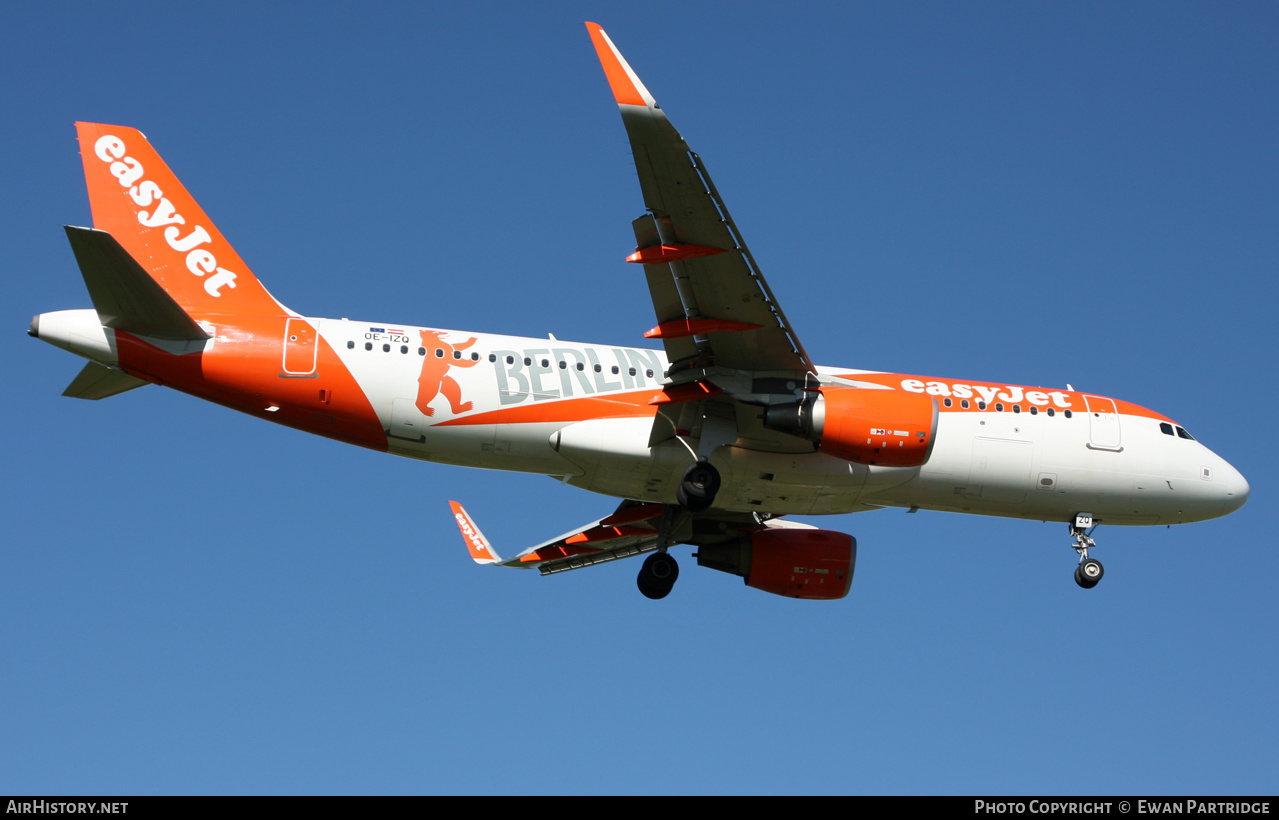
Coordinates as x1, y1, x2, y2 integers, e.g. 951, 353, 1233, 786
282, 318, 318, 376
1083, 395, 1122, 451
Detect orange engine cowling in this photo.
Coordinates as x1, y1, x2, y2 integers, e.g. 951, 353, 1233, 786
696, 526, 856, 600
763, 386, 938, 467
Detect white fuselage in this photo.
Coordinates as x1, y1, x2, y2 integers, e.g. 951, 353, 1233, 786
316, 319, 1248, 527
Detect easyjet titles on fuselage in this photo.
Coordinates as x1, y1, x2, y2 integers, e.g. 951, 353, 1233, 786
898, 378, 1075, 409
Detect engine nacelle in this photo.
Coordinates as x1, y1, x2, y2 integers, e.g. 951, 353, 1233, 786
697, 525, 856, 600
763, 386, 938, 467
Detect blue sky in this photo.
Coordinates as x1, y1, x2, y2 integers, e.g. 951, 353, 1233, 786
4, 1, 1276, 795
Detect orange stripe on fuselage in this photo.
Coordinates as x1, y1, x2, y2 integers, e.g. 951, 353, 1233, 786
432, 390, 659, 427
845, 372, 1174, 423
114, 316, 388, 451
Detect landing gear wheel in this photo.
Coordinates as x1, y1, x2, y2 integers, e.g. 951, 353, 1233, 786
676, 462, 721, 512
1069, 513, 1104, 589
1075, 557, 1104, 589
637, 552, 679, 600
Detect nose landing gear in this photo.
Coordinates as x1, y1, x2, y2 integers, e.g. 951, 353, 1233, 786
1070, 512, 1104, 589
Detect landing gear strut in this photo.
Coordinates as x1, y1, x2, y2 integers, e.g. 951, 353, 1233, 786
676, 461, 721, 512
1070, 512, 1104, 589
637, 551, 679, 599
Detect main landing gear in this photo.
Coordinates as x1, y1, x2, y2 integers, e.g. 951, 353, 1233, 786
1070, 512, 1104, 589
637, 551, 679, 599
636, 463, 721, 599
676, 461, 721, 512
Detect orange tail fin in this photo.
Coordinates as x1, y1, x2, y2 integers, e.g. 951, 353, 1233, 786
76, 122, 288, 319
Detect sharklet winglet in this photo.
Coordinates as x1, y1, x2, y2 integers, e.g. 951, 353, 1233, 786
448, 501, 503, 565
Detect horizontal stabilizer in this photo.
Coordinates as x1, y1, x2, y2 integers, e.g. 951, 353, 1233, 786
61, 361, 150, 400
64, 226, 211, 341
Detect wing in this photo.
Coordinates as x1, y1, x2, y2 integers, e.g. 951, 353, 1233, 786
586, 23, 815, 382
449, 499, 762, 576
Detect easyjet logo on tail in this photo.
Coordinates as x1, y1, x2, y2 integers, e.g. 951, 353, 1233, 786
92, 134, 238, 298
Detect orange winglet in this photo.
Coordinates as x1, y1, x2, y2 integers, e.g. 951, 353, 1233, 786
644, 319, 763, 339
625, 244, 728, 264
518, 546, 603, 563
600, 503, 664, 527
586, 22, 651, 107
648, 381, 723, 406
449, 501, 500, 564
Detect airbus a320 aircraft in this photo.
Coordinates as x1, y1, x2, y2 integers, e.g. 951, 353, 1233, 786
32, 23, 1248, 600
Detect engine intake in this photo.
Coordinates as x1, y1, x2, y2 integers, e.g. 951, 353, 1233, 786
763, 386, 938, 467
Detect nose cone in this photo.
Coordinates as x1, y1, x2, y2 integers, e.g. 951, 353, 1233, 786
1220, 461, 1250, 515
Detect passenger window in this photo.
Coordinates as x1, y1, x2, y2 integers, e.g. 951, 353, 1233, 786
365, 342, 372, 351
646, 369, 654, 378
943, 398, 952, 408
488, 354, 496, 363
471, 353, 479, 361
961, 399, 970, 409
524, 357, 531, 366
559, 361, 567, 369
1160, 422, 1174, 436
629, 368, 637, 377
995, 403, 1004, 412
454, 351, 462, 360
400, 345, 408, 354
346, 340, 354, 349
1012, 405, 1021, 414
978, 401, 987, 410
594, 364, 602, 373
505, 355, 514, 365
542, 359, 549, 368
382, 343, 390, 352
419, 347, 426, 356
576, 362, 585, 371
611, 366, 619, 375
1047, 408, 1055, 417
436, 349, 444, 358
1029, 406, 1038, 415
1064, 410, 1073, 418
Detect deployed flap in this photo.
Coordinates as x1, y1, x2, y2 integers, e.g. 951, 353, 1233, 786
62, 361, 150, 400
587, 23, 814, 378
64, 226, 211, 341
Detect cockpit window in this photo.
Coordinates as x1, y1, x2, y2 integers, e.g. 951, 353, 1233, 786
1176, 426, 1195, 441
1160, 422, 1174, 436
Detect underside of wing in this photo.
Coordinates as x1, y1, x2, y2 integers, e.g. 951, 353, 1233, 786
450, 497, 765, 576
586, 23, 815, 382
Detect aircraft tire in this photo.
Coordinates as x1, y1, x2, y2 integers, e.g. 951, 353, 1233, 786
1075, 558, 1104, 589
637, 552, 679, 599
677, 463, 721, 512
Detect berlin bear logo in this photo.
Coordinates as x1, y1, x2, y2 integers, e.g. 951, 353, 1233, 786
416, 330, 478, 417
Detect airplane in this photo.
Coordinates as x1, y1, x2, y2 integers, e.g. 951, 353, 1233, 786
31, 22, 1249, 601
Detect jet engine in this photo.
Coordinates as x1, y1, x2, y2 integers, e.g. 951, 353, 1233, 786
763, 386, 938, 467
696, 524, 855, 600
